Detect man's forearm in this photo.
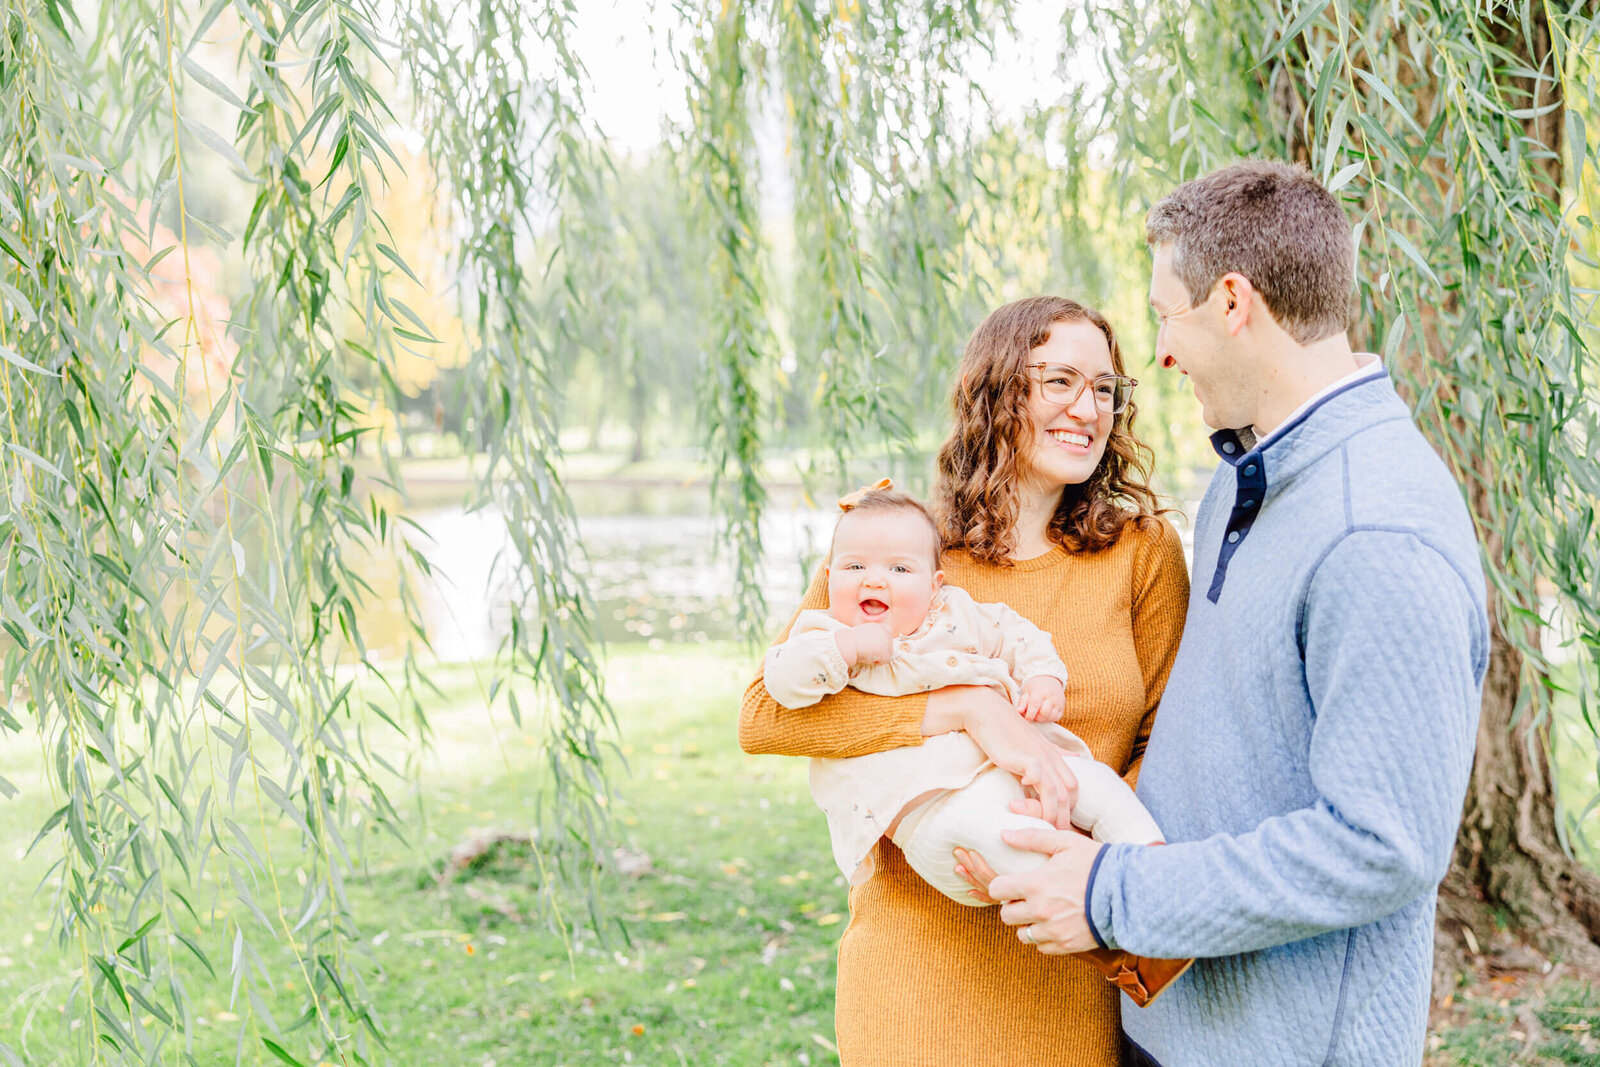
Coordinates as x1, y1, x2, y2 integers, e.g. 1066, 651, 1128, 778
1086, 802, 1449, 958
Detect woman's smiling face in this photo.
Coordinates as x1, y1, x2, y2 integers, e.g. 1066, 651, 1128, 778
1019, 319, 1116, 493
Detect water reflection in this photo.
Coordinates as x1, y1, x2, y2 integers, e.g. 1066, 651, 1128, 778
407, 484, 833, 661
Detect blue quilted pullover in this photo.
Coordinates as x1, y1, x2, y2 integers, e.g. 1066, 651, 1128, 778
1087, 368, 1488, 1066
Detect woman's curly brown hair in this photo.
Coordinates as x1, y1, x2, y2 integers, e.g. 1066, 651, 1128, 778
935, 295, 1170, 563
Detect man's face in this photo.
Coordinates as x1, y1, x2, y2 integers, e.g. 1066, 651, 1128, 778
1150, 244, 1252, 431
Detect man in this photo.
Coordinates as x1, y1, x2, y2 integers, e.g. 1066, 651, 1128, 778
961, 161, 1488, 1065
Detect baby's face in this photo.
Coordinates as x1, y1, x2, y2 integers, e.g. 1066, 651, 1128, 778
826, 511, 943, 637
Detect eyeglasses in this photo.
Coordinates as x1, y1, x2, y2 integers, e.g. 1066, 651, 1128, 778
1023, 363, 1138, 415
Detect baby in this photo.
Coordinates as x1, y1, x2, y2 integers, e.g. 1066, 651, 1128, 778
764, 481, 1166, 909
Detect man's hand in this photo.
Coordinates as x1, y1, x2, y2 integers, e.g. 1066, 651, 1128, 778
965, 828, 1105, 954
835, 622, 894, 668
953, 846, 1002, 905
1015, 675, 1066, 723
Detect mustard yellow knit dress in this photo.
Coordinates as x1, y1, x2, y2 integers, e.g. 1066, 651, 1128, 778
739, 519, 1189, 1067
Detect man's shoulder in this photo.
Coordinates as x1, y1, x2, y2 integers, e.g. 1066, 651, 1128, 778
1336, 419, 1478, 552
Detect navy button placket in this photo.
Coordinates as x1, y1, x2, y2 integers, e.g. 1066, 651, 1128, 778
1205, 427, 1270, 604
1199, 368, 1392, 604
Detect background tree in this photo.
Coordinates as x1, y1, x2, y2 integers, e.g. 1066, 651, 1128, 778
1, 0, 1596, 1062
1068, 0, 1600, 979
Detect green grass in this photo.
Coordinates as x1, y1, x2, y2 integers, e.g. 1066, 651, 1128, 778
0, 643, 1596, 1065
1428, 978, 1600, 1066
0, 645, 846, 1065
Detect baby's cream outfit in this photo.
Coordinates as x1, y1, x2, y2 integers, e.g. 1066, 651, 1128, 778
764, 585, 1163, 905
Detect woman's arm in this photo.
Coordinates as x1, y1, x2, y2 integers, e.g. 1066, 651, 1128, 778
1122, 518, 1191, 787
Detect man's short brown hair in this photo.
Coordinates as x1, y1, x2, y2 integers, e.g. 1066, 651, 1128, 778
1146, 161, 1354, 344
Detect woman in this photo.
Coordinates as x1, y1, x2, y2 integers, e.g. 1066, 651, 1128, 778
739, 296, 1189, 1065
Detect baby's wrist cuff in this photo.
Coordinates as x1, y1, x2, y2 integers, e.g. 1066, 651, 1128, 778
825, 632, 852, 679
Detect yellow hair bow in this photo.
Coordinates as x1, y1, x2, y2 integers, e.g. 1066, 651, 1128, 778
837, 477, 894, 511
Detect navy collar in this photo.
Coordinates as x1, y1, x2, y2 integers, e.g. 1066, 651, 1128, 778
1202, 367, 1398, 604
1208, 363, 1392, 471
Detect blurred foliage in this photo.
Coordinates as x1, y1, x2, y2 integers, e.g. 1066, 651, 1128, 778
1071, 0, 1599, 857
0, 0, 1595, 1063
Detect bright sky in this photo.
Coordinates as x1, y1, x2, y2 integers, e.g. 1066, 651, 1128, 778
569, 0, 1082, 157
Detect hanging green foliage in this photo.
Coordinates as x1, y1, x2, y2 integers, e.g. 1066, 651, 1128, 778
404, 0, 614, 907
6, 0, 1596, 1059
1079, 0, 1599, 824
0, 0, 618, 1059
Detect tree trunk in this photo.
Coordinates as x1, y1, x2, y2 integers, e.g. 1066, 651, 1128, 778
1268, 5, 1600, 984
1441, 587, 1600, 977
628, 365, 649, 464
1432, 8, 1600, 980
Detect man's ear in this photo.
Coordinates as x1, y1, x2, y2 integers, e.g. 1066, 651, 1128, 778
1219, 272, 1256, 336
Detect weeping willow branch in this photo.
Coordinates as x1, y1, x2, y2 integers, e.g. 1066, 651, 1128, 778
774, 2, 910, 485
684, 0, 772, 632
404, 0, 616, 913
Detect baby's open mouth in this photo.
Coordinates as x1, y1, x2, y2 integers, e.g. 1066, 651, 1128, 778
858, 598, 889, 616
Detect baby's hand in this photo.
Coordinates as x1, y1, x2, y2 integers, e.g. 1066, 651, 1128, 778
1015, 676, 1065, 724
837, 622, 895, 668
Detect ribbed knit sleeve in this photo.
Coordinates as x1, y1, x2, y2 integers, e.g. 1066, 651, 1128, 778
1123, 518, 1190, 787
738, 566, 929, 759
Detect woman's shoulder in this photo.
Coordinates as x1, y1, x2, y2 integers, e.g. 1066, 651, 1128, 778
1068, 510, 1183, 565
1112, 512, 1187, 574
1120, 511, 1184, 552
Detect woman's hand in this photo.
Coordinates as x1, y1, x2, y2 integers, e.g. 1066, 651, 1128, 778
923, 686, 1079, 829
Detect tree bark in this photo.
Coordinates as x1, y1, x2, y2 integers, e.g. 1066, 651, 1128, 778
1432, 8, 1600, 978
1267, 4, 1600, 985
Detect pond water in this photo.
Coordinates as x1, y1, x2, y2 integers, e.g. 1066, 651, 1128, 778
376, 476, 1579, 676
404, 482, 836, 661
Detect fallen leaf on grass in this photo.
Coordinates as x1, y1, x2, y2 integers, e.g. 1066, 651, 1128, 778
609, 847, 653, 877
812, 1034, 838, 1053
815, 913, 842, 926
650, 911, 687, 922
631, 1024, 645, 1036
